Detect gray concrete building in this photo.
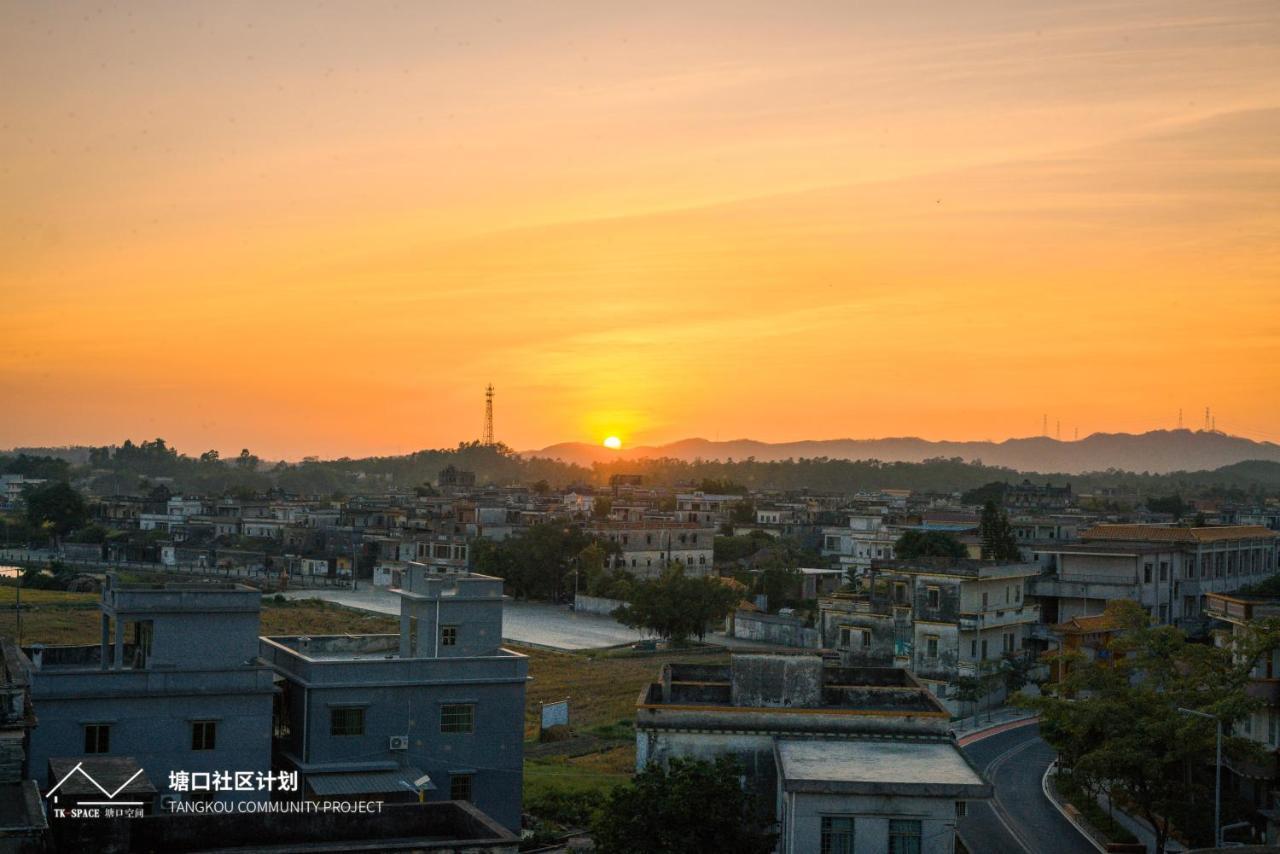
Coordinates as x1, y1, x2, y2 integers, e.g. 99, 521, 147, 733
1031, 524, 1279, 630
818, 559, 1040, 709
18, 577, 275, 803
260, 564, 527, 831
635, 653, 990, 854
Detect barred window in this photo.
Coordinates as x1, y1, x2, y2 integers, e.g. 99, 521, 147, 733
330, 707, 365, 737
441, 704, 474, 734
441, 625, 458, 647
820, 816, 854, 854
888, 819, 922, 854
450, 774, 473, 801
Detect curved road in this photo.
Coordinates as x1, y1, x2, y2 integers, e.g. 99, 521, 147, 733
958, 722, 1098, 854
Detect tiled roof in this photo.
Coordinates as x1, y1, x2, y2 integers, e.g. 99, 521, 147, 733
1081, 524, 1277, 544
1053, 613, 1123, 634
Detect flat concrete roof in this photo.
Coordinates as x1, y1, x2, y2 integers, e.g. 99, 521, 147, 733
775, 739, 991, 798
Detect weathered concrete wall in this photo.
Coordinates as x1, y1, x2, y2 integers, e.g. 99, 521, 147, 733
572, 594, 627, 616
732, 612, 819, 649
780, 790, 960, 854
729, 655, 823, 708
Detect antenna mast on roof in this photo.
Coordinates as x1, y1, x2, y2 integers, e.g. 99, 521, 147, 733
482, 384, 495, 446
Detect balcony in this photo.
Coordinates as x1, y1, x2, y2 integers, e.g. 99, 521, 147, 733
959, 605, 1040, 631
1247, 679, 1280, 706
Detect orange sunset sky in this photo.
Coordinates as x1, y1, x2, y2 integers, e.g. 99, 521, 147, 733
3, 1, 1279, 459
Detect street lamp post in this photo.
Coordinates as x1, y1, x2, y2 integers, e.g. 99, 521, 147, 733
1178, 707, 1221, 848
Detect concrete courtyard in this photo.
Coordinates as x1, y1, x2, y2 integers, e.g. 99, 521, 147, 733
282, 585, 648, 650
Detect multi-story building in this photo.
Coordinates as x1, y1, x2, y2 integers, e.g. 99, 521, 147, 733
1205, 591, 1280, 839
1003, 479, 1073, 511
818, 559, 1040, 707
18, 577, 275, 802
1031, 525, 1279, 630
587, 521, 715, 579
259, 565, 528, 831
636, 653, 991, 854
821, 514, 898, 577
674, 492, 743, 527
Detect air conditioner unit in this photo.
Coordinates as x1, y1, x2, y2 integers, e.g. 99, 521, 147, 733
389, 735, 409, 751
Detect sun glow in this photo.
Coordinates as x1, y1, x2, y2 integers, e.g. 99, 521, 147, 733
603, 436, 622, 449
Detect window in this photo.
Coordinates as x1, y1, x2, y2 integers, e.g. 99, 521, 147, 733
981, 592, 989, 609
925, 636, 939, 659
839, 628, 851, 648
84, 724, 110, 754
955, 801, 968, 818
1144, 563, 1153, 583
330, 707, 365, 737
860, 630, 872, 649
1014, 587, 1021, 603
441, 625, 458, 647
191, 720, 217, 751
408, 616, 419, 656
449, 774, 473, 802
926, 587, 940, 608
894, 582, 908, 605
1159, 561, 1169, 581
970, 640, 977, 658
441, 704, 475, 733
820, 816, 855, 854
888, 819, 922, 854
980, 640, 989, 660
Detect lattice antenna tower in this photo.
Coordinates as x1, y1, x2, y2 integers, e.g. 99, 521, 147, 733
482, 384, 495, 446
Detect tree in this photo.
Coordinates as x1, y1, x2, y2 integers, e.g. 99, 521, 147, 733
470, 522, 595, 601
978, 501, 1020, 561
23, 481, 89, 540
612, 567, 739, 642
1026, 600, 1277, 851
199, 449, 220, 464
236, 448, 260, 470
531, 479, 551, 495
591, 496, 613, 520
894, 529, 967, 560
1146, 494, 1186, 520
592, 756, 776, 854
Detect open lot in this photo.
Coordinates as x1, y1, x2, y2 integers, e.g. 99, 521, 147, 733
282, 586, 648, 650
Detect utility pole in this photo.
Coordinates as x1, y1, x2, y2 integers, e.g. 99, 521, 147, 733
1178, 707, 1221, 847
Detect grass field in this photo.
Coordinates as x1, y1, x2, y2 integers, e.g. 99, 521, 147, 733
0, 586, 399, 644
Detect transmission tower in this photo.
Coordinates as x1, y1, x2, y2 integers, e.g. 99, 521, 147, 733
482, 384, 495, 446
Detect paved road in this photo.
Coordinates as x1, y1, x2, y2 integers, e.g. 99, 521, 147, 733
959, 722, 1098, 854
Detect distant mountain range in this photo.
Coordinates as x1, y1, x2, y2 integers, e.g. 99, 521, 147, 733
525, 430, 1280, 475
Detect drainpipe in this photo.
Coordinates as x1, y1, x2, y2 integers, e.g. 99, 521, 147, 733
434, 596, 441, 658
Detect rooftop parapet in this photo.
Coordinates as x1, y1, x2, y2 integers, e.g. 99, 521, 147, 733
639, 654, 949, 734
391, 563, 504, 601
101, 574, 261, 616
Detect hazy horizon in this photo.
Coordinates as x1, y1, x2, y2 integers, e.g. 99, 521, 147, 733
4, 1, 1279, 458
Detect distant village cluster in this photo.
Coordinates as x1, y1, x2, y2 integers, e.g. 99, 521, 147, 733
2, 460, 1280, 852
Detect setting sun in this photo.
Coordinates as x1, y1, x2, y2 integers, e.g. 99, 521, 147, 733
603, 436, 622, 450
